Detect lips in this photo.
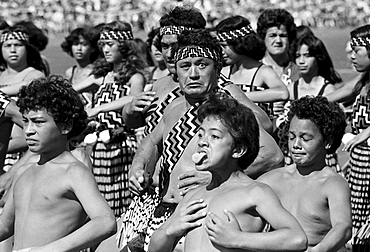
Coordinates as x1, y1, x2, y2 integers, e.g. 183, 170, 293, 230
192, 151, 207, 165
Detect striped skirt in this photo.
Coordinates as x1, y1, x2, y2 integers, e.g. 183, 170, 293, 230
91, 135, 137, 217
349, 144, 370, 245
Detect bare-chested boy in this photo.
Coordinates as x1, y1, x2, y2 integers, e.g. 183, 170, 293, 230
149, 92, 307, 252
258, 96, 352, 252
0, 75, 116, 252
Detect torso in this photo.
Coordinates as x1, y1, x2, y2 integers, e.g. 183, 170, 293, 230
0, 67, 44, 87
13, 152, 87, 249
262, 165, 335, 247
184, 176, 265, 252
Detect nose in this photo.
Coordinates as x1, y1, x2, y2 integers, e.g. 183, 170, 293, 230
189, 65, 200, 80
350, 50, 356, 60
24, 122, 35, 136
198, 136, 209, 147
298, 55, 305, 64
292, 137, 301, 149
10, 44, 16, 52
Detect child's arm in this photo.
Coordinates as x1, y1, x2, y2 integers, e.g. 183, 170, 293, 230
205, 183, 307, 251
309, 176, 352, 252
73, 74, 102, 93
36, 163, 117, 251
149, 198, 207, 252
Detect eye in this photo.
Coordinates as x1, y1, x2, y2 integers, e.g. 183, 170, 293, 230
289, 133, 295, 140
295, 53, 301, 58
211, 134, 220, 139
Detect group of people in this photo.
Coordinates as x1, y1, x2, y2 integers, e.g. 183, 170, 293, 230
0, 3, 369, 252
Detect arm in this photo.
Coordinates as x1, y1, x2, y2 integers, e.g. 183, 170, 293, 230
129, 118, 164, 195
0, 71, 45, 96
39, 164, 117, 251
326, 74, 361, 103
343, 126, 370, 152
226, 84, 273, 133
149, 196, 207, 252
7, 125, 28, 153
310, 176, 352, 252
73, 74, 103, 93
245, 127, 284, 179
246, 66, 289, 103
205, 184, 307, 251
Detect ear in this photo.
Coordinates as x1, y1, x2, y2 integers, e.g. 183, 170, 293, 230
232, 144, 247, 159
61, 121, 73, 135
325, 139, 332, 150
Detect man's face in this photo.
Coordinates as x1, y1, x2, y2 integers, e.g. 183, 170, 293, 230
161, 34, 178, 74
264, 25, 289, 57
23, 108, 66, 154
176, 56, 219, 99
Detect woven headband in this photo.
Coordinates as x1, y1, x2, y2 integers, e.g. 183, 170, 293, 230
217, 25, 254, 42
350, 36, 370, 48
159, 26, 194, 36
99, 30, 133, 42
0, 31, 29, 43
174, 46, 220, 63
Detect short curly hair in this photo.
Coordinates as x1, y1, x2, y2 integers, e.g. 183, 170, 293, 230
198, 92, 260, 170
172, 29, 223, 72
215, 15, 266, 61
287, 95, 346, 154
16, 75, 87, 139
61, 26, 100, 63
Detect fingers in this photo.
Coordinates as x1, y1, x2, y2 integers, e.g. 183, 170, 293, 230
223, 209, 237, 222
179, 185, 199, 197
128, 169, 145, 195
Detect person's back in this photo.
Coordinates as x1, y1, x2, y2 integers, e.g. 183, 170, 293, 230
13, 151, 89, 247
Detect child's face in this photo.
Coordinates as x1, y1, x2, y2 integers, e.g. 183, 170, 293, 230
72, 35, 93, 62
219, 42, 242, 65
22, 108, 66, 154
295, 44, 318, 76
351, 45, 370, 72
2, 39, 27, 68
288, 116, 326, 167
193, 116, 235, 171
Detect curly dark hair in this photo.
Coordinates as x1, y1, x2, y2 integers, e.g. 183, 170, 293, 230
287, 95, 346, 154
0, 25, 45, 72
215, 15, 266, 61
60, 26, 100, 63
172, 29, 223, 72
198, 92, 260, 170
92, 21, 147, 84
16, 75, 87, 139
295, 35, 342, 84
257, 8, 297, 59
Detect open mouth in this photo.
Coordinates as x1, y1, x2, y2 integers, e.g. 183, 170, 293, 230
192, 151, 207, 165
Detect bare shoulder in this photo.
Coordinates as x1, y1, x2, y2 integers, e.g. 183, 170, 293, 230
321, 166, 349, 189
257, 165, 293, 184
152, 75, 174, 93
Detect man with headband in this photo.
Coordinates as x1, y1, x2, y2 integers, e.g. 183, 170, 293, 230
121, 28, 284, 252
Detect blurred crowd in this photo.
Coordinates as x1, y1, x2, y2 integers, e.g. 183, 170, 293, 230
0, 0, 369, 35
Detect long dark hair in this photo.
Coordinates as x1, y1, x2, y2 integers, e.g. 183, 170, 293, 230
295, 35, 342, 84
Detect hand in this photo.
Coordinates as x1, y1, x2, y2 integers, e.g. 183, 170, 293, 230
343, 130, 370, 152
166, 199, 207, 237
128, 164, 151, 195
205, 210, 242, 248
127, 91, 157, 114
178, 171, 211, 196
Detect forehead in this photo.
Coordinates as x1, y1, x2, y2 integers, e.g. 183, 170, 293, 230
298, 44, 309, 51
161, 34, 178, 44
24, 108, 52, 118
177, 56, 215, 65
290, 116, 320, 134
2, 39, 24, 45
202, 116, 228, 130
266, 26, 287, 34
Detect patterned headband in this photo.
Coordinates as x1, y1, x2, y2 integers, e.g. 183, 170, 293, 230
217, 25, 254, 42
99, 30, 133, 42
350, 36, 370, 47
0, 31, 29, 43
174, 46, 220, 63
159, 26, 194, 36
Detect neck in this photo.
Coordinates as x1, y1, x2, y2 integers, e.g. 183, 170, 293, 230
295, 157, 327, 176
76, 59, 92, 68
207, 163, 241, 190
38, 141, 69, 165
265, 52, 290, 67
158, 61, 167, 70
7, 63, 28, 73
